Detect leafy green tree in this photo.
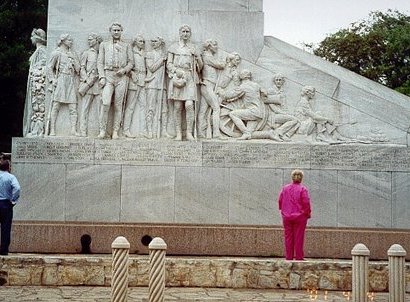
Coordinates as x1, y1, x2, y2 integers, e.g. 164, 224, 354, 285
0, 0, 47, 152
311, 10, 410, 96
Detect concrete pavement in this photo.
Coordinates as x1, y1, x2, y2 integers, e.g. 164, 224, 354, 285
0, 286, 394, 301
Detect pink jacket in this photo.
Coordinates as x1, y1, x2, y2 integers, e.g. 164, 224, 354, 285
278, 182, 311, 219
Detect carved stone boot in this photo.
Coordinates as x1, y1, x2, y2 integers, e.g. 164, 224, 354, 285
70, 126, 79, 137
238, 131, 252, 140
122, 109, 132, 135
112, 130, 119, 140
174, 114, 182, 141
161, 124, 172, 138
186, 109, 195, 141
268, 130, 283, 142
97, 130, 105, 139
49, 103, 59, 136
186, 132, 195, 141
98, 105, 109, 139
146, 123, 153, 139
49, 124, 56, 136
123, 130, 135, 138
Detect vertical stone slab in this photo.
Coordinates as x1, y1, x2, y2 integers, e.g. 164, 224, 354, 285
174, 167, 230, 224
230, 168, 282, 225
293, 169, 338, 227
13, 163, 66, 221
338, 171, 392, 228
120, 166, 175, 222
392, 172, 410, 228
65, 164, 121, 222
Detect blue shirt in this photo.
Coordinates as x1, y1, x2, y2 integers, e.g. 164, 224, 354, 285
0, 171, 21, 202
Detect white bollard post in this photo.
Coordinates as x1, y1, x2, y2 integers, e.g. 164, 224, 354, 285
148, 237, 167, 302
111, 236, 130, 302
351, 243, 370, 302
388, 244, 407, 302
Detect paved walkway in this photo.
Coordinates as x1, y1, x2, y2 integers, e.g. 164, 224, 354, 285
0, 286, 393, 301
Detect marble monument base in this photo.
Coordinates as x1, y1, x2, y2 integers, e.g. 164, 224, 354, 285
10, 137, 410, 259
11, 137, 410, 229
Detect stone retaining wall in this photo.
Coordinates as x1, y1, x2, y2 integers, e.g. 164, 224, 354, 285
1, 255, 409, 292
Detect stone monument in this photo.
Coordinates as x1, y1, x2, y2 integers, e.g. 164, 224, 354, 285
12, 0, 410, 256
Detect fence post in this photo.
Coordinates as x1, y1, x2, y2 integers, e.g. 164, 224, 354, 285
148, 237, 167, 302
111, 236, 130, 302
351, 243, 370, 302
388, 244, 407, 302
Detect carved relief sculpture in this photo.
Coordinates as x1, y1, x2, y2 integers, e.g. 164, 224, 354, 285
198, 39, 225, 139
24, 28, 47, 137
145, 36, 169, 139
22, 21, 399, 145
78, 33, 103, 137
217, 52, 243, 137
295, 86, 346, 143
218, 69, 266, 140
97, 22, 134, 139
47, 34, 81, 136
123, 35, 146, 138
263, 74, 299, 140
167, 24, 203, 141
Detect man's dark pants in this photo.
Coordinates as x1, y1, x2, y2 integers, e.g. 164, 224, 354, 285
0, 200, 13, 255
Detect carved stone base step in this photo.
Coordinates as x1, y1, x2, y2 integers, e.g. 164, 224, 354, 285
12, 221, 410, 260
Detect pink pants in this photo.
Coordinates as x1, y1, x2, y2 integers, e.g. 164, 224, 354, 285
282, 215, 308, 260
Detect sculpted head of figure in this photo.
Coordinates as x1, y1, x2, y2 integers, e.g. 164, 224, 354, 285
150, 36, 165, 49
239, 69, 252, 80
301, 85, 316, 99
175, 68, 185, 79
109, 22, 123, 40
203, 39, 218, 53
57, 34, 73, 48
291, 169, 304, 183
179, 24, 191, 42
133, 35, 145, 49
272, 73, 285, 88
88, 33, 103, 48
231, 52, 241, 67
31, 28, 46, 46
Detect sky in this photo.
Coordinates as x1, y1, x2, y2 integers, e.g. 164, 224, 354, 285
263, 0, 410, 48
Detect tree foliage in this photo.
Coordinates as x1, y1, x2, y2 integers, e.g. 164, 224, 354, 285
311, 10, 410, 96
0, 0, 47, 151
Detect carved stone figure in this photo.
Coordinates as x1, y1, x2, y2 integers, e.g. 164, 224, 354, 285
47, 34, 80, 136
78, 33, 103, 137
295, 86, 345, 143
24, 28, 47, 138
167, 24, 203, 141
145, 36, 168, 139
263, 74, 299, 140
198, 39, 225, 139
217, 52, 243, 137
218, 52, 241, 89
97, 22, 134, 139
123, 35, 146, 138
219, 69, 265, 140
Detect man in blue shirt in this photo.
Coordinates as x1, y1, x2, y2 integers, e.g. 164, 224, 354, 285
0, 160, 21, 255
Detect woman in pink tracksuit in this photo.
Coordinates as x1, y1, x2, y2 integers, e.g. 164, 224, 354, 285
278, 169, 311, 260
